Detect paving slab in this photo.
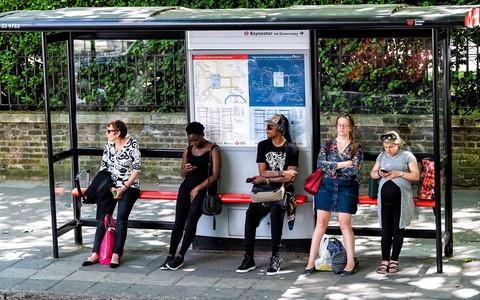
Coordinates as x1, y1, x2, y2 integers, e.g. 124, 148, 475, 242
0, 180, 480, 299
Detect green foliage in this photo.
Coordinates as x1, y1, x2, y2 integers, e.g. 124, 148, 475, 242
319, 37, 435, 114
74, 39, 185, 112
0, 0, 479, 115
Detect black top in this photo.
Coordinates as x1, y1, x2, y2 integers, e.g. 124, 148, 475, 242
185, 145, 217, 194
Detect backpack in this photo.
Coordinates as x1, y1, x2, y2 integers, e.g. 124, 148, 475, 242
327, 237, 347, 274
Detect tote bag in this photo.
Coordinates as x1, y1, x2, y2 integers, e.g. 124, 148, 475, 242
99, 214, 116, 265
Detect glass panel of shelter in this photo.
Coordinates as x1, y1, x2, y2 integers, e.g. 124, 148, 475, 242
317, 34, 437, 230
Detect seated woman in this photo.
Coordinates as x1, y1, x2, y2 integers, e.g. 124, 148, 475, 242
82, 120, 141, 268
161, 122, 221, 270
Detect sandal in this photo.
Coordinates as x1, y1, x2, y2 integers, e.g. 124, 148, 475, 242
388, 261, 399, 273
376, 263, 388, 274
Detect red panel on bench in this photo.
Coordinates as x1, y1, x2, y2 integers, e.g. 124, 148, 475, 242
140, 190, 178, 200
71, 188, 87, 197
71, 189, 307, 204
358, 195, 435, 207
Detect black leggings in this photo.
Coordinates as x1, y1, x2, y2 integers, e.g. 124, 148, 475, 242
380, 180, 404, 261
168, 180, 206, 257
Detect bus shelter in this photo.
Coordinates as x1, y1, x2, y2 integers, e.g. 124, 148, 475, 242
1, 5, 479, 273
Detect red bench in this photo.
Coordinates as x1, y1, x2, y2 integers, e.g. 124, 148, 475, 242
65, 188, 434, 207
68, 188, 307, 204
358, 195, 435, 207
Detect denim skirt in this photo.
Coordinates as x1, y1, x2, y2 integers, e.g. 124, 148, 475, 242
314, 177, 359, 214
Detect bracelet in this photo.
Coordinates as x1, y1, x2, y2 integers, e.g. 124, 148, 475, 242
278, 170, 282, 177
123, 183, 129, 189
266, 178, 270, 184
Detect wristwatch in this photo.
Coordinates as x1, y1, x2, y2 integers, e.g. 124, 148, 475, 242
399, 172, 404, 177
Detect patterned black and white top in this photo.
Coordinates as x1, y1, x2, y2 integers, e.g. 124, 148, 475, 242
100, 137, 141, 189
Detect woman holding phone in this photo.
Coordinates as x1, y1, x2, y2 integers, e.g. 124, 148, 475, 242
160, 122, 221, 271
370, 131, 420, 274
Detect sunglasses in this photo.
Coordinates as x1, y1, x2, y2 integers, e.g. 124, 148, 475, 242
266, 125, 275, 130
380, 134, 396, 141
106, 129, 117, 134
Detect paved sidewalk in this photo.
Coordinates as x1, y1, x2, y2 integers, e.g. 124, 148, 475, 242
0, 180, 479, 299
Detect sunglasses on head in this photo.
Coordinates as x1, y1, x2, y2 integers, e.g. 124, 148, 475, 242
380, 134, 396, 141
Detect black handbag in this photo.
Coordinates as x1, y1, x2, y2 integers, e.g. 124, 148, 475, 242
83, 170, 114, 204
202, 145, 222, 229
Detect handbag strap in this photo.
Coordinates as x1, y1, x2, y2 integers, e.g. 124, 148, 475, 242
104, 214, 115, 229
206, 144, 219, 196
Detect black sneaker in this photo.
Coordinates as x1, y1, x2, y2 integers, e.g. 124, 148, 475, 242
236, 255, 256, 273
266, 256, 281, 276
166, 256, 184, 270
160, 256, 174, 270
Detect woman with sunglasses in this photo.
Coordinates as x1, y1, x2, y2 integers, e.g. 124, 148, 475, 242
82, 120, 141, 268
304, 113, 363, 276
370, 131, 419, 274
237, 114, 299, 276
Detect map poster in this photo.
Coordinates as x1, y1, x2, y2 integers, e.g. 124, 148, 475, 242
192, 53, 308, 147
248, 54, 305, 107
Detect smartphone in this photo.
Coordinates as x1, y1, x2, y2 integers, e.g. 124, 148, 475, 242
380, 168, 389, 174
246, 177, 254, 183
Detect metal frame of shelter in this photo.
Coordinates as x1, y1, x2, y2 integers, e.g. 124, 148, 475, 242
1, 4, 479, 273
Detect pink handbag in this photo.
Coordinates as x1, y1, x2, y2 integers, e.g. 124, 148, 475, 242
99, 214, 116, 265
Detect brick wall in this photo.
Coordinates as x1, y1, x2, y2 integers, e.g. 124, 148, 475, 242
0, 112, 478, 188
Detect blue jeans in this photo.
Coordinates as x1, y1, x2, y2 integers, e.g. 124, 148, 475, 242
315, 177, 359, 214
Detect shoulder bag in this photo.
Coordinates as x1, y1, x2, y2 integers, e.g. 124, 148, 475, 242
304, 140, 331, 195
250, 142, 289, 203
250, 183, 285, 203
202, 145, 222, 229
99, 214, 116, 265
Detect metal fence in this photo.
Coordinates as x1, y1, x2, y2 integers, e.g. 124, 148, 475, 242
1, 30, 479, 114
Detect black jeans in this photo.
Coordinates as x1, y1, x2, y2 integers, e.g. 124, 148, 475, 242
92, 188, 139, 256
244, 201, 286, 257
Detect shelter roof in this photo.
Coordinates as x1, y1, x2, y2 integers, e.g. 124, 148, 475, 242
0, 5, 479, 32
